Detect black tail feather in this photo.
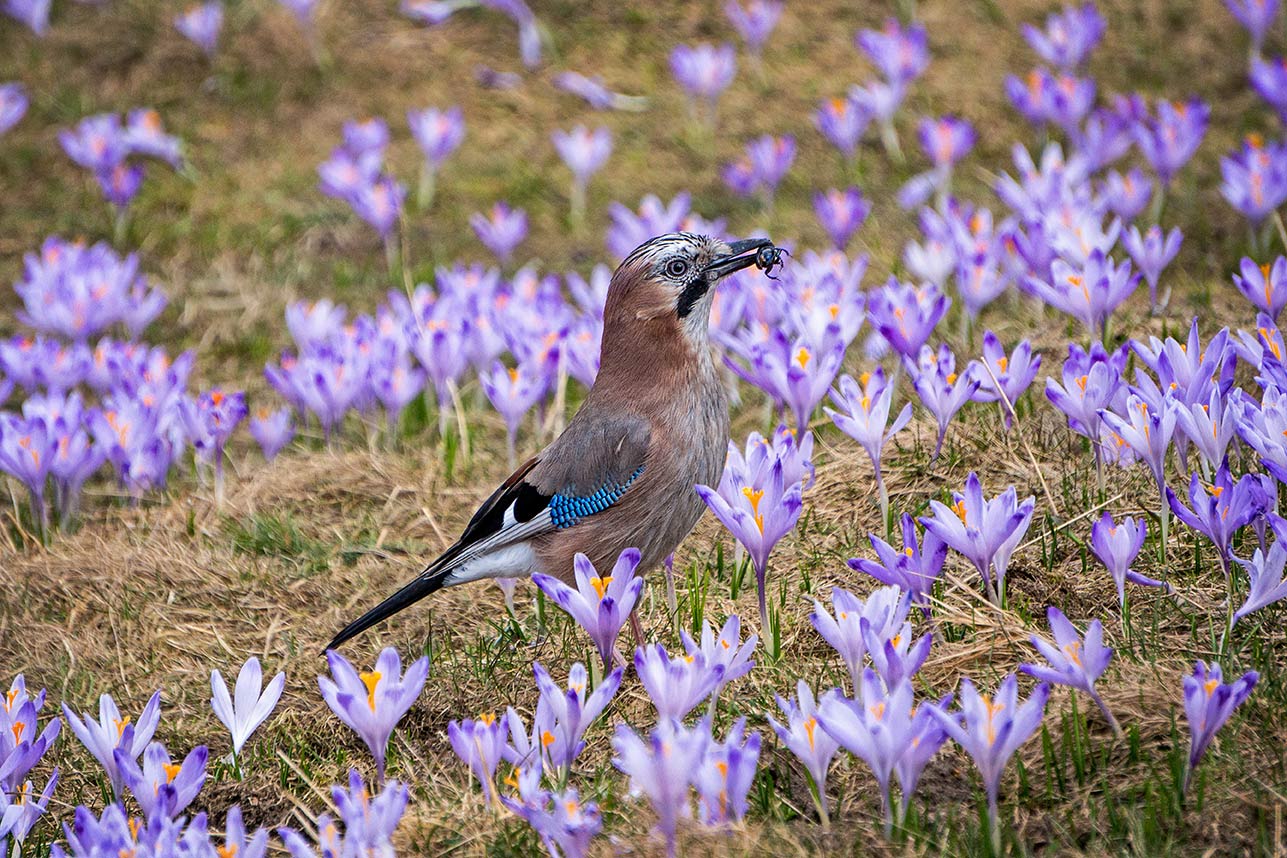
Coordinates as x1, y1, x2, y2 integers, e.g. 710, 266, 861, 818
324, 568, 448, 653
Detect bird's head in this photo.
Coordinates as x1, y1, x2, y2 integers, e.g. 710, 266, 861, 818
605, 232, 775, 343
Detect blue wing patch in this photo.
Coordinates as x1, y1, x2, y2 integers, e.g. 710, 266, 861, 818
548, 465, 645, 530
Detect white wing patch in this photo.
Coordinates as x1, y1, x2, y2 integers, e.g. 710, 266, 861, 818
445, 541, 540, 585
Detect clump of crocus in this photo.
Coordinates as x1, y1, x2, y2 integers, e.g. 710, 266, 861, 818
813, 187, 871, 249
174, 1, 223, 57
766, 680, 840, 826
680, 614, 757, 716
318, 646, 429, 784
1, 675, 61, 837
1122, 225, 1183, 314
280, 770, 408, 858
854, 18, 928, 159
479, 359, 549, 467
449, 713, 507, 807
815, 94, 870, 163
809, 585, 920, 691
1182, 661, 1258, 795
62, 690, 162, 798
907, 342, 980, 461
210, 656, 285, 769
670, 42, 737, 128
1231, 538, 1287, 632
1135, 98, 1209, 201
725, 328, 848, 431
970, 332, 1041, 431
868, 278, 950, 360
183, 387, 247, 505
635, 643, 725, 722
317, 119, 406, 257
723, 134, 796, 208
695, 430, 807, 636
1166, 465, 1272, 578
532, 548, 644, 670
612, 719, 709, 857
470, 201, 528, 265
1021, 607, 1120, 735
1044, 340, 1129, 483
1100, 394, 1177, 552
552, 125, 612, 225
849, 513, 948, 614
501, 763, 602, 857
826, 367, 911, 526
1021, 2, 1105, 69
899, 116, 976, 209
724, 0, 782, 69
407, 106, 464, 209
921, 472, 1035, 605
522, 661, 622, 776
931, 674, 1049, 854
1026, 250, 1140, 341
695, 718, 761, 826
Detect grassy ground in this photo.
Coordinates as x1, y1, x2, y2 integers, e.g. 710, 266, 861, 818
2, 0, 1286, 855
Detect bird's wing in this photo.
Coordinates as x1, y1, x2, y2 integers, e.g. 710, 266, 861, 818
325, 411, 651, 650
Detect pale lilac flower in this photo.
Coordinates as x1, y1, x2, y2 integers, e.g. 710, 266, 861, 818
930, 675, 1050, 852
1122, 225, 1182, 312
553, 71, 648, 111
813, 187, 870, 249
3, 0, 49, 35
1090, 512, 1165, 608
1167, 466, 1273, 577
408, 106, 464, 167
766, 681, 840, 824
318, 647, 429, 782
1172, 388, 1237, 470
210, 656, 285, 756
971, 332, 1042, 429
848, 513, 948, 612
809, 585, 910, 692
680, 614, 757, 702
501, 763, 602, 858
116, 742, 208, 820
612, 720, 709, 858
529, 661, 622, 773
249, 407, 294, 461
479, 359, 548, 465
1021, 607, 1119, 734
1135, 99, 1209, 185
825, 368, 911, 516
920, 472, 1035, 604
868, 278, 950, 358
814, 95, 870, 159
724, 0, 782, 54
1226, 0, 1280, 52
695, 719, 760, 826
174, 1, 223, 56
1233, 256, 1287, 320
1026, 251, 1140, 341
61, 690, 161, 798
1021, 2, 1105, 69
1232, 538, 1287, 628
1098, 168, 1154, 221
907, 342, 980, 460
532, 548, 644, 669
670, 43, 737, 120
857, 18, 928, 84
449, 713, 507, 805
635, 643, 725, 722
1182, 661, 1257, 794
895, 695, 954, 820
1219, 134, 1287, 224
470, 202, 527, 264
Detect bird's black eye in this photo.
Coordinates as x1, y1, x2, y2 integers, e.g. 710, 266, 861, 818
665, 258, 690, 279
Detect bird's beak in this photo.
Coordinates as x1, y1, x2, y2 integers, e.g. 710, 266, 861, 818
702, 237, 774, 280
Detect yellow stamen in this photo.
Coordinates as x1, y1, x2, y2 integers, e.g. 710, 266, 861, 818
590, 576, 613, 599
360, 671, 382, 711
804, 716, 818, 751
163, 762, 182, 783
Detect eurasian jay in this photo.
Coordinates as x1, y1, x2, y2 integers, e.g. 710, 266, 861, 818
327, 233, 778, 650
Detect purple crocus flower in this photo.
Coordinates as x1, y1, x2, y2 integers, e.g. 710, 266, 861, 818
528, 661, 622, 774
0, 83, 28, 136
1100, 394, 1177, 545
0, 414, 53, 530
868, 278, 950, 359
1219, 134, 1287, 225
1250, 57, 1287, 119
670, 42, 737, 122
3, 0, 49, 34
930, 674, 1050, 853
1172, 388, 1237, 470
857, 18, 929, 84
532, 548, 644, 670
1233, 256, 1287, 320
174, 1, 223, 57
449, 713, 507, 805
122, 108, 183, 168
971, 332, 1041, 429
1090, 512, 1165, 608
766, 681, 840, 825
479, 359, 548, 466
408, 106, 464, 169
635, 643, 725, 723
814, 95, 870, 159
61, 690, 161, 798
552, 125, 612, 222
1026, 250, 1139, 341
907, 342, 981, 461
501, 764, 602, 858
695, 718, 760, 826
680, 614, 757, 705
1167, 466, 1273, 577
470, 202, 528, 264
813, 187, 870, 249
724, 0, 782, 54
1122, 225, 1182, 312
895, 695, 954, 821
1226, 0, 1279, 53
115, 742, 208, 820
318, 646, 429, 783
921, 472, 1036, 605
97, 162, 145, 212
724, 134, 795, 203
899, 116, 976, 209
825, 368, 911, 518
1098, 168, 1154, 221
1182, 661, 1257, 794
249, 407, 294, 461
1234, 382, 1287, 478
183, 387, 247, 503
695, 435, 805, 633
815, 671, 913, 832
1135, 99, 1209, 185
848, 513, 948, 612
1021, 2, 1105, 68
553, 71, 648, 111
611, 720, 709, 858
210, 656, 285, 757
349, 177, 405, 238
1021, 606, 1119, 734
809, 585, 909, 692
